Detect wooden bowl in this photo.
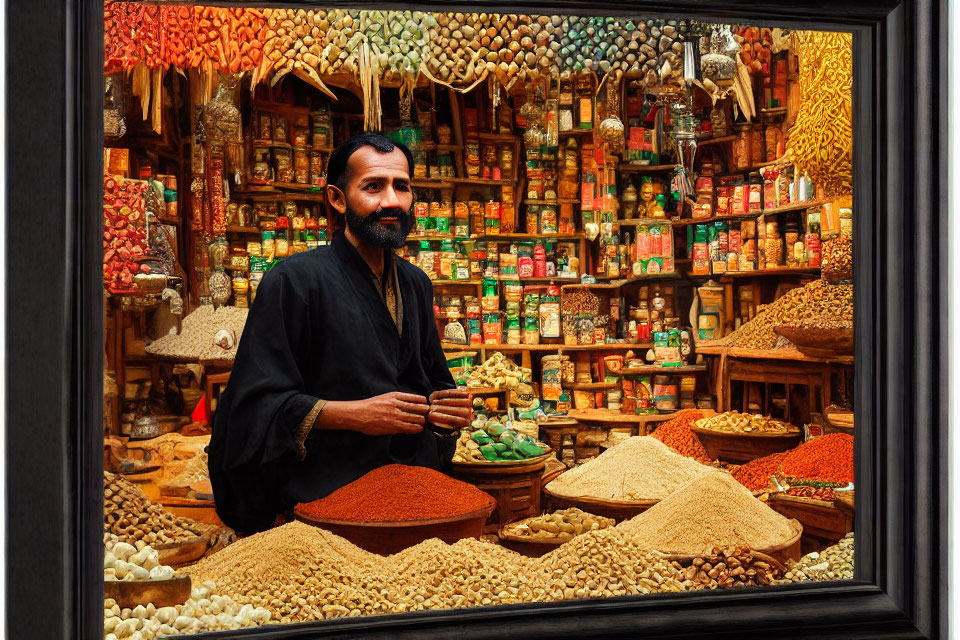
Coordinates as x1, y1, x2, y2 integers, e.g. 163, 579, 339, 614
690, 425, 802, 464
451, 450, 553, 472
768, 493, 853, 549
773, 323, 854, 358
661, 519, 802, 564
104, 574, 192, 609
497, 530, 569, 557
153, 533, 211, 568
823, 405, 855, 434
294, 497, 497, 556
542, 487, 658, 522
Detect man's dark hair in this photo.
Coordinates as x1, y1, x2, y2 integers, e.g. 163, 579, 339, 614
326, 132, 414, 191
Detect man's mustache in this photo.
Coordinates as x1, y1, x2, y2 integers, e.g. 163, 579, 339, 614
367, 207, 410, 223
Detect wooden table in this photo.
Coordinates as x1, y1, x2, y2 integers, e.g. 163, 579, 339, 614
566, 409, 679, 435
696, 345, 853, 420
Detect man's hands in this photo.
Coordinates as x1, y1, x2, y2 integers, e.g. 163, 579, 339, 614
337, 391, 430, 436
315, 390, 473, 436
427, 389, 474, 433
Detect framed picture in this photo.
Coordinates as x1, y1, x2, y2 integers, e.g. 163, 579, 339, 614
5, 0, 946, 638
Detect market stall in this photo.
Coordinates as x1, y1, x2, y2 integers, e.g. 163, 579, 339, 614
100, 4, 855, 637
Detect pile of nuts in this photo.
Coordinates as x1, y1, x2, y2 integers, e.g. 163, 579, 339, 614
505, 508, 615, 542
670, 546, 783, 589
145, 305, 248, 362
104, 472, 209, 545
259, 9, 336, 87
103, 582, 272, 639
821, 235, 853, 284
364, 11, 436, 82
776, 532, 854, 583
466, 351, 531, 390
723, 279, 853, 350
694, 411, 800, 435
104, 534, 177, 582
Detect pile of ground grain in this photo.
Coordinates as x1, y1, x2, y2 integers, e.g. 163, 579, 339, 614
546, 436, 711, 501
618, 469, 800, 555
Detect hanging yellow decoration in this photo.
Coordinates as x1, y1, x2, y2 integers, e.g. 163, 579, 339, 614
786, 31, 853, 196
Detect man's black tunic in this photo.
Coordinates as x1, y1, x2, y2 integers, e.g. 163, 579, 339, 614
208, 231, 456, 533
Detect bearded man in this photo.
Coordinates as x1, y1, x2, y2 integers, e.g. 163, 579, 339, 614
208, 133, 472, 534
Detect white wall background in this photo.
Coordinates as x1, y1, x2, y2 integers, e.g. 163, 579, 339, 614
0, 3, 955, 638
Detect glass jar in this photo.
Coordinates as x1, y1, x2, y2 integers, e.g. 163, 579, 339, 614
251, 147, 271, 181
310, 152, 326, 187
734, 125, 752, 171
293, 147, 309, 184
257, 112, 273, 140
208, 235, 229, 271
273, 115, 288, 143
274, 148, 293, 183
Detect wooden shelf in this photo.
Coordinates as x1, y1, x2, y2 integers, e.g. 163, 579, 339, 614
407, 234, 463, 242
412, 178, 454, 189
443, 342, 653, 352
617, 217, 675, 226
567, 409, 679, 424
475, 132, 520, 142
593, 273, 682, 284
696, 135, 738, 146
495, 277, 579, 284
436, 144, 464, 151
252, 139, 292, 149
559, 129, 595, 137
476, 233, 584, 241
451, 178, 516, 186
233, 189, 327, 203
619, 364, 708, 375
672, 213, 761, 227
524, 199, 560, 205
568, 382, 618, 391
272, 181, 320, 191
685, 267, 821, 279
431, 279, 483, 286
226, 226, 260, 234
696, 344, 854, 365
617, 163, 677, 174
761, 199, 831, 216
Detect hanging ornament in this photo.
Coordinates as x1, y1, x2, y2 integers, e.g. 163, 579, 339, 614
208, 269, 232, 309
700, 27, 738, 88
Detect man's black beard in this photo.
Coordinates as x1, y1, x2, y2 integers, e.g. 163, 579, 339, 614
344, 203, 412, 249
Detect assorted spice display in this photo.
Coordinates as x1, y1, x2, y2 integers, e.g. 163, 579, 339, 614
545, 436, 711, 501
618, 470, 800, 555
650, 409, 714, 464
294, 465, 494, 522
101, 5, 859, 631
693, 411, 801, 434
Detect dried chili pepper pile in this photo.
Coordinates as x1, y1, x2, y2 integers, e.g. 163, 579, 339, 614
650, 410, 714, 464
732, 433, 854, 491
295, 464, 493, 522
780, 433, 854, 483
732, 453, 787, 491
102, 174, 149, 293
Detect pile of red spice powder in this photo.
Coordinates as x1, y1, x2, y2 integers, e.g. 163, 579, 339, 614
294, 464, 494, 522
732, 432, 855, 491
650, 409, 714, 464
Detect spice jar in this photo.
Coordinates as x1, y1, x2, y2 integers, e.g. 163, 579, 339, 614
437, 124, 452, 144
310, 152, 326, 187
273, 115, 288, 142
257, 112, 273, 140
274, 148, 293, 183
734, 125, 752, 171
251, 147, 271, 181
293, 147, 309, 184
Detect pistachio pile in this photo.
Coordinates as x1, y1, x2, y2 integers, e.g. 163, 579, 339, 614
722, 279, 853, 350
505, 508, 615, 541
104, 472, 209, 545
776, 532, 854, 583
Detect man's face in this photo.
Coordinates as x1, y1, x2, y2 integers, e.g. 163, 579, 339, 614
333, 146, 414, 249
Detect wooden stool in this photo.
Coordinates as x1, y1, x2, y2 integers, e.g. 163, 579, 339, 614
204, 371, 231, 422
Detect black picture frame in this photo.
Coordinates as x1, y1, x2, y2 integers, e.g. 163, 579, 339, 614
5, 0, 946, 638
